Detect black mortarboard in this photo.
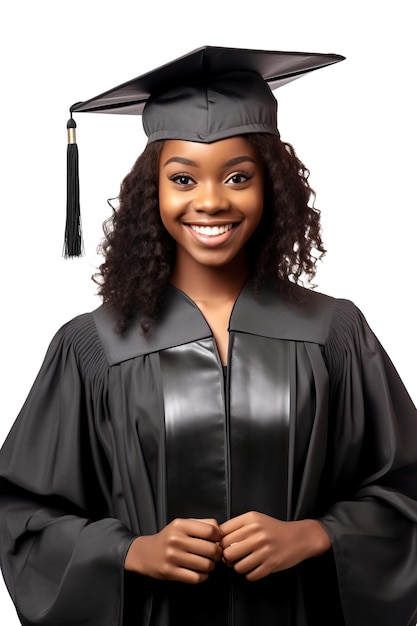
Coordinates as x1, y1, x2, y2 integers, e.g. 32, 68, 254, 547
65, 46, 345, 257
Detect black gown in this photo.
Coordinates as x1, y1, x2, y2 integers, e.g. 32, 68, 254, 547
0, 281, 416, 626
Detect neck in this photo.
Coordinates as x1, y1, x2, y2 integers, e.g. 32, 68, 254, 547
171, 250, 249, 306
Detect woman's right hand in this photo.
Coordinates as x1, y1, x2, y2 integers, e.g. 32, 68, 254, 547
124, 518, 223, 584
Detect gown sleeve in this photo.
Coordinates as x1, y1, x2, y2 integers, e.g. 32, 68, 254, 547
0, 314, 137, 626
319, 299, 417, 626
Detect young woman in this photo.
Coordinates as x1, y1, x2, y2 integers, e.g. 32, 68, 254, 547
1, 46, 416, 626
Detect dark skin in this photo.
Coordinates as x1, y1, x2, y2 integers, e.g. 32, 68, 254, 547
124, 137, 331, 583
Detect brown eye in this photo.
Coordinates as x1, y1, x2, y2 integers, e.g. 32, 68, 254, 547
226, 172, 252, 184
170, 174, 195, 185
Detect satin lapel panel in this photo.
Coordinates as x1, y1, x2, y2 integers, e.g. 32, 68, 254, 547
159, 339, 227, 523
229, 333, 291, 520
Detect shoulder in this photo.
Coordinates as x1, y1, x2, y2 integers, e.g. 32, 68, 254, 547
47, 308, 109, 372
53, 310, 99, 347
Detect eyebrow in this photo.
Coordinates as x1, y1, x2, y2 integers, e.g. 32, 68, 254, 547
163, 156, 199, 167
162, 155, 258, 168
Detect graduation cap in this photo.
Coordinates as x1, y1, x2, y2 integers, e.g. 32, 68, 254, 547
65, 45, 345, 257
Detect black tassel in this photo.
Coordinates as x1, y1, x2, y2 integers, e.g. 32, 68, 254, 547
64, 115, 83, 257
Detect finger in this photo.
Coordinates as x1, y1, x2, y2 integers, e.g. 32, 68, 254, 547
170, 566, 212, 585
171, 518, 223, 542
175, 551, 219, 574
166, 533, 222, 565
221, 536, 254, 567
219, 514, 248, 535
187, 537, 223, 562
221, 540, 245, 568
219, 527, 250, 550
187, 519, 223, 542
245, 565, 267, 582
193, 518, 220, 527
232, 551, 261, 576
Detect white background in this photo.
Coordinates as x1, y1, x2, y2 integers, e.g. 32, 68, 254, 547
1, 1, 416, 623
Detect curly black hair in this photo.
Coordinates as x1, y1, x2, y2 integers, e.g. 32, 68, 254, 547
94, 133, 326, 333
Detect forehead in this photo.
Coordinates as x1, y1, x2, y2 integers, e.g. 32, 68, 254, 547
159, 136, 261, 166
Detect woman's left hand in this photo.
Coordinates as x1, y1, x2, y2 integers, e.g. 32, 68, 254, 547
219, 511, 331, 581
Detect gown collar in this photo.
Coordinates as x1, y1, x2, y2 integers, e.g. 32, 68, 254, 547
93, 280, 335, 366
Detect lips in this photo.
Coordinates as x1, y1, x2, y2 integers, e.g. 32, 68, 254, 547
190, 223, 234, 237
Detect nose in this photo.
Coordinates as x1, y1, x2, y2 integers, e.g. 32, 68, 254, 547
191, 182, 230, 214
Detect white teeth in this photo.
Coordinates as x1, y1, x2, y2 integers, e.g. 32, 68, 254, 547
190, 224, 234, 236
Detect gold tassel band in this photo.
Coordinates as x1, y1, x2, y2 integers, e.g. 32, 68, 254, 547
67, 127, 77, 144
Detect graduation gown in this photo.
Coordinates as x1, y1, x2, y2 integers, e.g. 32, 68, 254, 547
0, 282, 416, 626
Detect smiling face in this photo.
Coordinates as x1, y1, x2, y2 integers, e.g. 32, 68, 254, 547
158, 136, 264, 274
